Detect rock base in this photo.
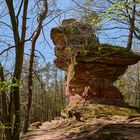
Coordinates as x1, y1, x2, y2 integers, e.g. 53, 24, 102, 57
61, 100, 140, 121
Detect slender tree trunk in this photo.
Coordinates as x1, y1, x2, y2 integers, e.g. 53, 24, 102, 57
23, 0, 48, 133
5, 1, 28, 139
60, 72, 65, 106
126, 0, 136, 51
0, 63, 12, 140
22, 37, 35, 133
54, 67, 58, 117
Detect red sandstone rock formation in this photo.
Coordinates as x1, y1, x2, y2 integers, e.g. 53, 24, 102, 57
51, 19, 140, 105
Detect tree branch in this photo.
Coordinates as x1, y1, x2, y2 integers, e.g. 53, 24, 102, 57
0, 46, 15, 56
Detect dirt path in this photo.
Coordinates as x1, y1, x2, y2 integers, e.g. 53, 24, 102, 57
22, 120, 67, 140
22, 117, 140, 140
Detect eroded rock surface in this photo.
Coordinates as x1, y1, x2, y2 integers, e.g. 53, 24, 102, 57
51, 19, 140, 105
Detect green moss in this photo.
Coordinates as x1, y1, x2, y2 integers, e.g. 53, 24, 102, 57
63, 27, 74, 34
83, 42, 98, 50
62, 101, 140, 120
86, 103, 140, 117
97, 44, 131, 54
61, 19, 77, 26
77, 43, 139, 62
81, 43, 130, 53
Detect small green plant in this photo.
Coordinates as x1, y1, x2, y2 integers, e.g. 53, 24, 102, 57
0, 79, 22, 93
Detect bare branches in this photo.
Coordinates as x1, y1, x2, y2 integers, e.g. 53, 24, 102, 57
16, 0, 24, 27
0, 45, 15, 56
16, 0, 24, 18
0, 21, 13, 30
5, 0, 20, 46
21, 0, 28, 45
31, 0, 48, 48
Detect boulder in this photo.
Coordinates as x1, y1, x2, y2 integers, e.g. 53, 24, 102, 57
51, 19, 140, 118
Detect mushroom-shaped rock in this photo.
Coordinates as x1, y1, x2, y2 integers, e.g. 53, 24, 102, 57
51, 19, 140, 106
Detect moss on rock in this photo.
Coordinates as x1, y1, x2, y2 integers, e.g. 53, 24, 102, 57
61, 101, 140, 119
80, 43, 133, 54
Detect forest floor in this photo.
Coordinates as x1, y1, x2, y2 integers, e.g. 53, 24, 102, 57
22, 115, 140, 140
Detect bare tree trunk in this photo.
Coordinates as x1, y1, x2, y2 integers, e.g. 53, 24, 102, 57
5, 1, 28, 139
60, 72, 65, 106
126, 0, 136, 51
23, 0, 48, 133
0, 63, 12, 140
54, 67, 58, 117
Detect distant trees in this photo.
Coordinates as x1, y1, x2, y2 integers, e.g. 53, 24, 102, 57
0, 0, 59, 139
116, 61, 140, 108
23, 0, 48, 133
21, 61, 65, 124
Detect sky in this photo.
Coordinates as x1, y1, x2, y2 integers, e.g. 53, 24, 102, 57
0, 0, 134, 69
42, 0, 128, 61
0, 0, 74, 69
34, 0, 74, 64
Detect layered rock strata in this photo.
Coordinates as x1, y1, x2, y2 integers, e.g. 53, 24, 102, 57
51, 19, 140, 106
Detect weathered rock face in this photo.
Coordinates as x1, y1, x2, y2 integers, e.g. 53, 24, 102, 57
51, 19, 140, 105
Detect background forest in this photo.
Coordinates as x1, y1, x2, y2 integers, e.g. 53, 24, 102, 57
0, 0, 140, 140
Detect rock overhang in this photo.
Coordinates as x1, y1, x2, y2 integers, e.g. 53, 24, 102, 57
50, 18, 140, 105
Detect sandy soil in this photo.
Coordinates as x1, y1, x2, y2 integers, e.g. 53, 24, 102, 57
22, 116, 140, 140
22, 120, 67, 140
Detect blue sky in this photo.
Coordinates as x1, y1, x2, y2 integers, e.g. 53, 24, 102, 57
0, 0, 131, 69
41, 0, 128, 63
36, 0, 74, 63
0, 1, 73, 68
